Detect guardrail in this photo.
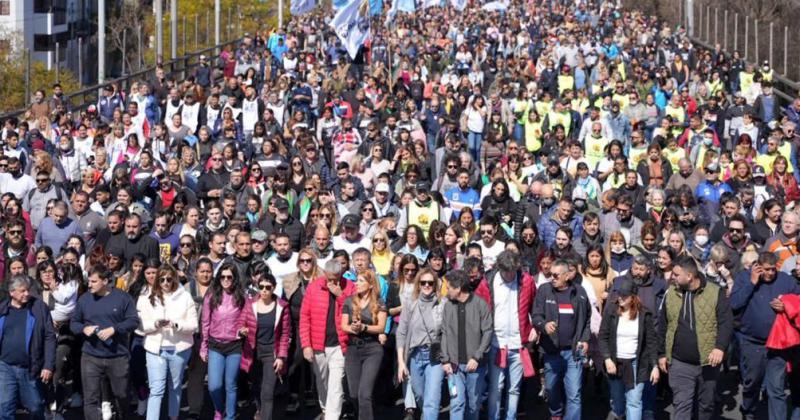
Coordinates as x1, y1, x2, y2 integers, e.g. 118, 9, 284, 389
0, 37, 244, 121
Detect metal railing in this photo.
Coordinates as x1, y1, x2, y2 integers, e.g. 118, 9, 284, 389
0, 36, 243, 121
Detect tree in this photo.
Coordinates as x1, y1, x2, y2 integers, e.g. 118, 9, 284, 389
106, 1, 146, 74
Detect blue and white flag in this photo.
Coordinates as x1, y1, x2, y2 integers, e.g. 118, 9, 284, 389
291, 0, 316, 15
333, 0, 349, 10
422, 0, 442, 9
330, 0, 370, 59
481, 0, 507, 11
396, 0, 416, 13
450, 0, 466, 11
369, 0, 383, 16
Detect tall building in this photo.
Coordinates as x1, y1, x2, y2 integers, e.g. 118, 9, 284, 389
0, 0, 96, 85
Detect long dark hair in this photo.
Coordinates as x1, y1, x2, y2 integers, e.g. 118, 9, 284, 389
583, 244, 609, 278
129, 258, 161, 301
209, 262, 245, 311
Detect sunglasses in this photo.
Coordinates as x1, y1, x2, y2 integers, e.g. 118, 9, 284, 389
419, 280, 435, 287
481, 230, 494, 235
159, 277, 172, 284
251, 167, 261, 172
729, 228, 743, 233
403, 268, 418, 274
210, 157, 222, 161
305, 187, 316, 192
299, 258, 313, 264
220, 274, 234, 280
320, 213, 332, 218
180, 242, 193, 247
373, 237, 386, 243
7, 230, 23, 236
36, 179, 49, 183
362, 208, 375, 213
259, 283, 274, 291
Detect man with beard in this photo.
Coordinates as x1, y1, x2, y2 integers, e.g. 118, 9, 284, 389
709, 196, 744, 242
532, 154, 574, 200
259, 197, 305, 252
197, 151, 230, 207
601, 195, 644, 249
618, 169, 646, 209
397, 181, 443, 237
666, 158, 704, 194
34, 201, 82, 252
250, 230, 269, 262
572, 212, 604, 258
108, 213, 159, 263
23, 171, 68, 227
266, 233, 298, 297
223, 231, 256, 289
335, 179, 362, 217
0, 220, 36, 282
71, 191, 106, 250
370, 182, 399, 220
762, 210, 800, 270
434, 155, 462, 194
445, 168, 482, 222
331, 214, 371, 255
94, 210, 125, 250
220, 168, 253, 216
433, 129, 463, 178
0, 156, 35, 200
538, 197, 583, 249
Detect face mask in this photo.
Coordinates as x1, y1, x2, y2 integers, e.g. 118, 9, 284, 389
574, 200, 587, 211
542, 197, 555, 207
59, 143, 71, 151
611, 244, 626, 254
694, 235, 709, 247
703, 137, 713, 146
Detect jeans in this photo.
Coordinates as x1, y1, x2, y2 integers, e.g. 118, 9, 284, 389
642, 379, 657, 420
737, 333, 788, 420
487, 347, 524, 420
0, 361, 45, 420
145, 348, 191, 420
513, 123, 524, 144
81, 354, 130, 420
467, 131, 483, 162
408, 346, 444, 420
668, 358, 720, 420
608, 359, 644, 420
207, 349, 242, 420
449, 361, 486, 420
543, 349, 584, 420
344, 340, 383, 420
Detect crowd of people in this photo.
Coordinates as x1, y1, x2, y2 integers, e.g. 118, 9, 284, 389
1, 0, 800, 419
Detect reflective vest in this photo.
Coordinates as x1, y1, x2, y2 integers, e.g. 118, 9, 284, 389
571, 98, 589, 115
762, 69, 774, 82
407, 200, 441, 236
535, 100, 553, 118
525, 120, 543, 153
665, 105, 686, 137
663, 147, 686, 172
740, 72, 755, 93
584, 135, 609, 169
547, 110, 572, 135
513, 99, 531, 125
706, 80, 724, 97
557, 75, 574, 94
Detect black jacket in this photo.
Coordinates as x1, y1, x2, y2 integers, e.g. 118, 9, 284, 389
0, 296, 56, 376
532, 282, 591, 355
598, 301, 658, 383
258, 215, 306, 252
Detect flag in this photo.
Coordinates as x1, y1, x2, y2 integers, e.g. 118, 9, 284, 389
369, 0, 383, 15
422, 0, 441, 8
291, 0, 316, 15
450, 0, 466, 11
333, 0, 349, 10
330, 0, 370, 59
481, 0, 507, 11
396, 0, 415, 13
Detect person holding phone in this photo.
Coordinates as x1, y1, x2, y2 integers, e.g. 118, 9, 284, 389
137, 265, 198, 420
598, 277, 660, 420
200, 263, 248, 420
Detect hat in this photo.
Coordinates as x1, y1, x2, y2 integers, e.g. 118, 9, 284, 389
415, 181, 431, 193
753, 165, 766, 178
87, 104, 97, 113
341, 214, 360, 229
200, 54, 207, 61
251, 230, 268, 242
107, 247, 125, 258
375, 182, 390, 193
547, 153, 561, 165
572, 186, 588, 201
272, 197, 289, 211
704, 162, 720, 172
616, 277, 638, 298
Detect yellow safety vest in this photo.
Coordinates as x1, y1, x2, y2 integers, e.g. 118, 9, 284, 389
535, 100, 553, 118
571, 98, 589, 115
663, 147, 686, 172
558, 75, 575, 94
706, 80, 723, 97
407, 200, 440, 236
612, 93, 629, 110
584, 135, 609, 169
525, 120, 543, 153
740, 72, 754, 93
547, 110, 572, 135
513, 99, 530, 125
665, 105, 686, 137
762, 69, 774, 82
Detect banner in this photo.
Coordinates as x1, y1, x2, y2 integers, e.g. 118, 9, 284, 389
291, 0, 316, 15
450, 0, 466, 11
333, 0, 349, 10
330, 0, 370, 59
396, 0, 416, 13
481, 0, 507, 11
369, 0, 383, 16
422, 0, 442, 8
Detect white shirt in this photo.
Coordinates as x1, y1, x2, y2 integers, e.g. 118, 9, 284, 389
267, 252, 298, 297
332, 234, 371, 255
616, 313, 639, 359
492, 272, 521, 349
0, 172, 36, 200
478, 239, 505, 270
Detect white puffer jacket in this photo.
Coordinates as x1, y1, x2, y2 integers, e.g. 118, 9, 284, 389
137, 285, 198, 354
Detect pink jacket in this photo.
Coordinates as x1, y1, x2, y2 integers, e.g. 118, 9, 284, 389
240, 297, 292, 373
200, 292, 246, 360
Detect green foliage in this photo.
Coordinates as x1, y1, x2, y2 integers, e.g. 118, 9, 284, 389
0, 58, 80, 114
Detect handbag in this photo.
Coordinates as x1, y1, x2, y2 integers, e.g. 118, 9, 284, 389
416, 301, 443, 364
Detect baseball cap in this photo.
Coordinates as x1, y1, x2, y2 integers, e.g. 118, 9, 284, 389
704, 162, 720, 172
251, 230, 267, 242
415, 181, 431, 193
616, 277, 638, 298
375, 182, 390, 193
341, 214, 360, 229
547, 153, 560, 165
272, 197, 289, 211
752, 165, 766, 178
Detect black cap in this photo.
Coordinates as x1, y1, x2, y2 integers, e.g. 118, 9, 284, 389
616, 277, 638, 298
416, 181, 431, 193
341, 214, 360, 229
272, 197, 289, 211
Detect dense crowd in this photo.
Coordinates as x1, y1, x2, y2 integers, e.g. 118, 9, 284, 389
1, 0, 800, 420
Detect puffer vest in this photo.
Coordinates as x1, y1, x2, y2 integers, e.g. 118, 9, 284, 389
664, 283, 720, 365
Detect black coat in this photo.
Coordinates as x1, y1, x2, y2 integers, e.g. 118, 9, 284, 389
598, 302, 658, 384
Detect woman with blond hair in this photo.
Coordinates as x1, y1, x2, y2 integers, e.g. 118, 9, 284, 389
370, 229, 394, 278
341, 270, 388, 420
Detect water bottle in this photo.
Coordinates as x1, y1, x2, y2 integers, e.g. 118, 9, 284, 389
448, 374, 458, 398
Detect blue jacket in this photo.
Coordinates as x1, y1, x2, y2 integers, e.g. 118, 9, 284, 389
537, 207, 584, 248
730, 270, 800, 342
0, 297, 56, 376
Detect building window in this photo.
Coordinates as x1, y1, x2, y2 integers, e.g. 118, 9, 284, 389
0, 1, 10, 16
53, 0, 66, 24
33, 0, 51, 14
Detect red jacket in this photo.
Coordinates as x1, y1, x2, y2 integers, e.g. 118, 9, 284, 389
240, 297, 292, 373
766, 294, 800, 352
486, 271, 537, 345
299, 276, 355, 352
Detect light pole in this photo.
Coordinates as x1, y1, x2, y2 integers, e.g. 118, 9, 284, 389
98, 0, 105, 84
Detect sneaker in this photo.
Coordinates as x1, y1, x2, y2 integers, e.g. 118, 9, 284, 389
136, 398, 147, 416
101, 401, 113, 420
214, 411, 224, 420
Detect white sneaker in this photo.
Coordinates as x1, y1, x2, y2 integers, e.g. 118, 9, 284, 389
137, 398, 147, 416
101, 401, 113, 420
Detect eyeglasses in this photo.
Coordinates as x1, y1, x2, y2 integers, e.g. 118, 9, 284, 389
36, 178, 49, 184
210, 157, 222, 161
305, 148, 316, 153
180, 242, 193, 247
447, 165, 458, 169
305, 187, 316, 192
729, 228, 744, 233
220, 274, 234, 280
259, 283, 274, 291
7, 230, 22, 236
299, 258, 313, 264
419, 280, 435, 287
362, 208, 375, 213
159, 277, 172, 284
320, 213, 332, 219
481, 230, 494, 235
292, 162, 302, 166
46, 206, 54, 211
